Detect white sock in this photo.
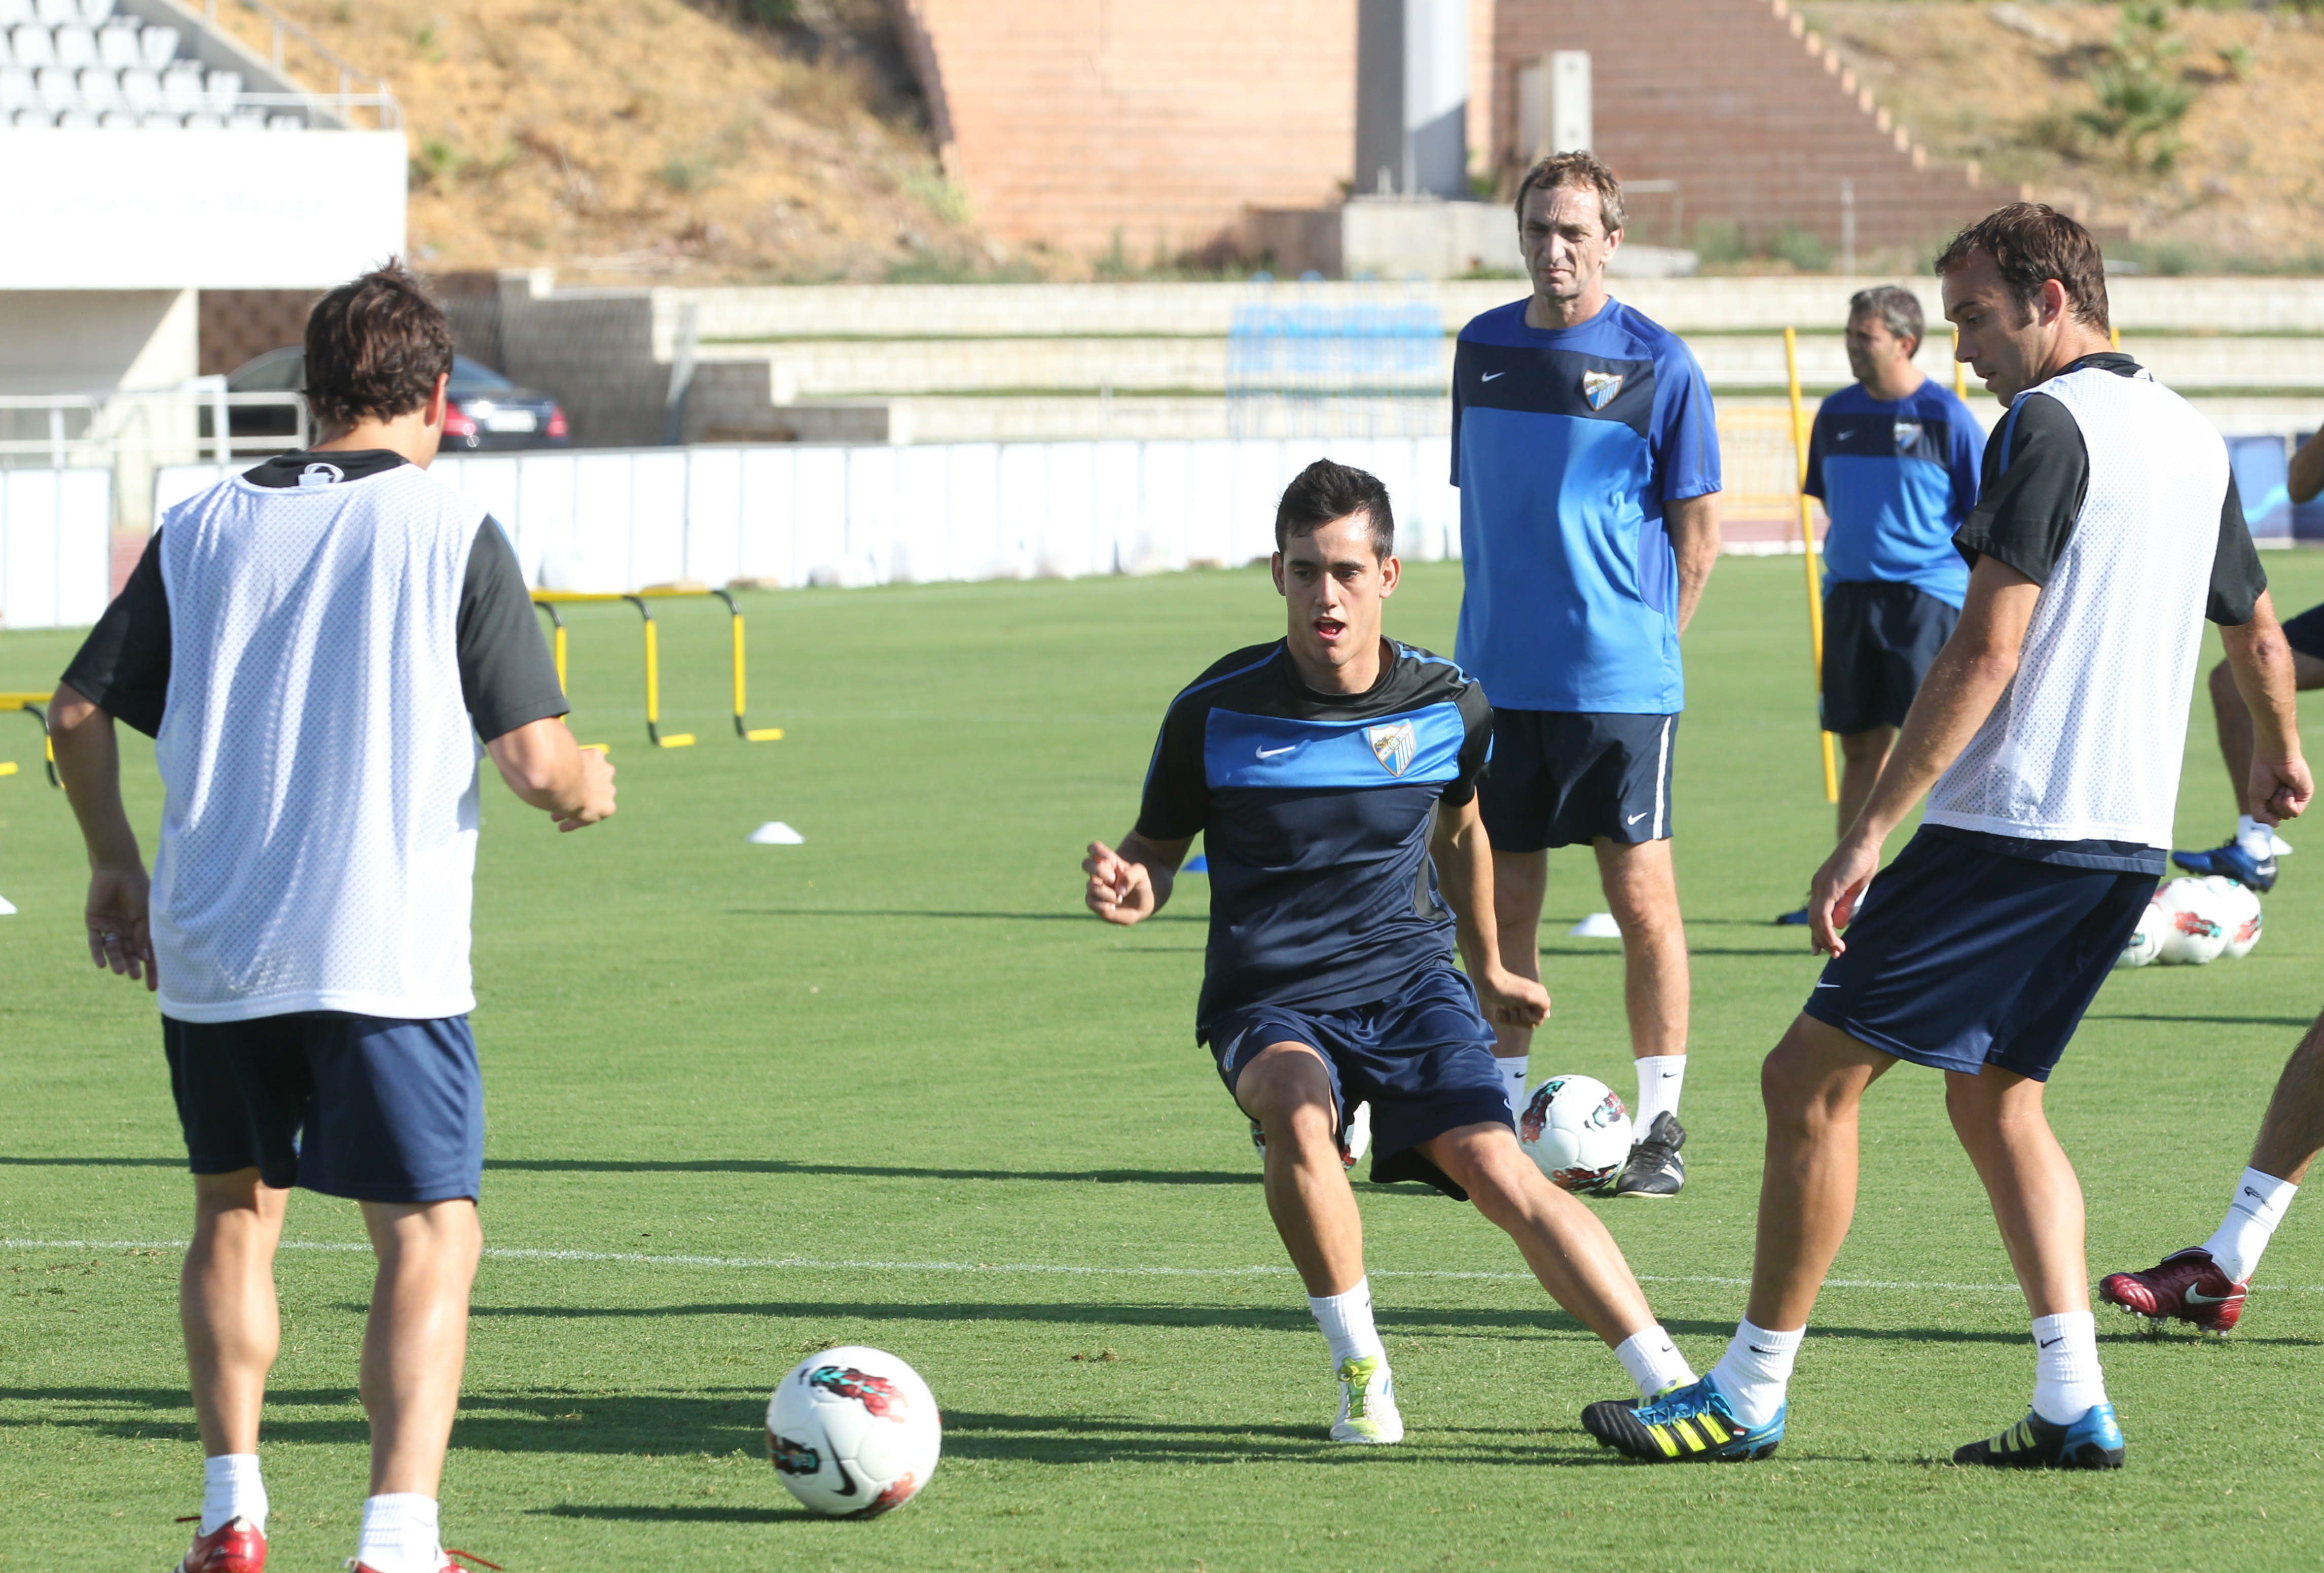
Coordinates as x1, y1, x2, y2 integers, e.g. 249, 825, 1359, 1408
1708, 1319, 1802, 1428
1307, 1277, 1387, 1372
1498, 1055, 1529, 1124
199, 1452, 266, 1535
356, 1493, 441, 1573
1634, 1054, 1685, 1130
2030, 1311, 2106, 1424
2237, 815, 2276, 860
1613, 1325, 1697, 1401
2201, 1166, 2299, 1283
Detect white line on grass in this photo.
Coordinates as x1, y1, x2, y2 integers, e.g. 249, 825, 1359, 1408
6, 1238, 2319, 1296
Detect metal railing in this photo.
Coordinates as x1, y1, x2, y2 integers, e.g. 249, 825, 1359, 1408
0, 382, 308, 469
198, 0, 401, 129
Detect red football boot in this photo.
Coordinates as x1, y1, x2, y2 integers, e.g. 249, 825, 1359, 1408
175, 1516, 265, 1573
2099, 1246, 2248, 1334
345, 1552, 501, 1573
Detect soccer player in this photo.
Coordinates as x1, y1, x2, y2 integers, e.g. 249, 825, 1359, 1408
2173, 424, 2324, 889
1451, 151, 1722, 1198
51, 264, 614, 1573
1582, 204, 2308, 1470
1775, 285, 1984, 925
2100, 1011, 2322, 1333
1082, 458, 1701, 1444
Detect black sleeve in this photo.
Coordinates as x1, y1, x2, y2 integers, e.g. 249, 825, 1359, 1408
1440, 681, 1494, 807
1953, 394, 2088, 586
2207, 480, 2268, 626
60, 530, 171, 738
1132, 699, 1208, 842
458, 516, 568, 742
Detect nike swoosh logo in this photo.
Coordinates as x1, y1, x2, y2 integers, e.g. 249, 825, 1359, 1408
1749, 1345, 1780, 1355
2038, 1336, 2062, 1348
1661, 1072, 1679, 1079
2244, 1188, 2263, 1201
1813, 982, 1841, 989
2185, 1288, 2236, 1304
831, 1459, 860, 1496
1481, 371, 1506, 381
1626, 811, 1649, 825
1256, 744, 1298, 759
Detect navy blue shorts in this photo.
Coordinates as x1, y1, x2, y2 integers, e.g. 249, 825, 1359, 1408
1801, 830, 2154, 1082
2278, 599, 2324, 663
1820, 580, 1960, 735
1477, 709, 1677, 852
163, 1013, 485, 1203
1206, 963, 1509, 1199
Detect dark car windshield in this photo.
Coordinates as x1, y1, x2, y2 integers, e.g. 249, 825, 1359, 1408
226, 350, 305, 393
449, 356, 518, 395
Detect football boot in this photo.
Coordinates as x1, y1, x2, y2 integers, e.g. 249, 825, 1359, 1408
1612, 1112, 1686, 1198
1329, 1353, 1403, 1444
1581, 1376, 1782, 1462
2170, 840, 2276, 892
2099, 1246, 2248, 1335
1953, 1403, 2124, 1470
1249, 1100, 1370, 1171
176, 1517, 265, 1573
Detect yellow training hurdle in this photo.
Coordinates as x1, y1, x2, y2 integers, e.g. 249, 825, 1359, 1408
531, 590, 784, 750
0, 692, 56, 786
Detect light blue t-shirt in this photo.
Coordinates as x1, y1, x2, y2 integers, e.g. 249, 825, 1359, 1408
1805, 379, 1985, 607
1450, 298, 1722, 714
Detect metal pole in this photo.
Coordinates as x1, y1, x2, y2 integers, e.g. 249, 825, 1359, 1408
1839, 178, 1856, 276
1785, 327, 1840, 804
1953, 326, 1968, 400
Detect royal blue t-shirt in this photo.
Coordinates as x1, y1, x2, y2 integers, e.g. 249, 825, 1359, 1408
1449, 298, 1721, 715
1805, 379, 1985, 607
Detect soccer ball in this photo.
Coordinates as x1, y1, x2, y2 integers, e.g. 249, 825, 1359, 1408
766, 1346, 941, 1518
2200, 874, 2264, 959
2115, 893, 2165, 968
2153, 878, 2228, 966
1518, 1075, 1633, 1192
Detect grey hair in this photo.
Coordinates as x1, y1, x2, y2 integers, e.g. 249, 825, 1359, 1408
1848, 284, 1925, 353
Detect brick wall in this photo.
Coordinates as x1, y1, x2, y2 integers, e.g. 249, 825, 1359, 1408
197, 289, 319, 377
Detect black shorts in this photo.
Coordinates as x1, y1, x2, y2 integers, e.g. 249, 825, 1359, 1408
163, 1012, 486, 1203
1801, 829, 2154, 1083
1208, 964, 1509, 1200
1820, 580, 1960, 735
1476, 709, 1676, 852
2279, 601, 2324, 662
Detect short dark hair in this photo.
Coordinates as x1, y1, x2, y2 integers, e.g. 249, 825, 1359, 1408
1848, 284, 1924, 353
303, 260, 456, 435
1513, 150, 1625, 235
1933, 203, 2110, 334
1275, 458, 1394, 559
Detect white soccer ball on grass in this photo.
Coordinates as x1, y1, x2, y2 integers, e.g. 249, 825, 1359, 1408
2115, 892, 2165, 969
1518, 1075, 1633, 1193
2153, 877, 2229, 966
767, 1346, 941, 1518
2199, 874, 2264, 959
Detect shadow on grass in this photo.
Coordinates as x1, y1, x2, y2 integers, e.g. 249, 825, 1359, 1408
539, 1503, 804, 1524
0, 1156, 181, 1167
2085, 1012, 2316, 1029
726, 907, 1203, 924
483, 1158, 1255, 1186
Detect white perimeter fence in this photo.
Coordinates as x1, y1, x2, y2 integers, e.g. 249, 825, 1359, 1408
0, 469, 113, 631
153, 438, 1468, 595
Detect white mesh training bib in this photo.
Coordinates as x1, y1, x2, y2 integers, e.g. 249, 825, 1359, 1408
151, 463, 488, 1022
1925, 365, 2230, 849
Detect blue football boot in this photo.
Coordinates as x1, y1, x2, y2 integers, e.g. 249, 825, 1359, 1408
2170, 839, 2276, 891
1952, 1402, 2125, 1470
1581, 1377, 1783, 1462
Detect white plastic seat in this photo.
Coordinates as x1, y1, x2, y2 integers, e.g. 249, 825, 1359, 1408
34, 62, 75, 111
265, 112, 302, 130
10, 23, 53, 65
136, 21, 173, 65
55, 105, 93, 125
201, 66, 237, 114
226, 105, 262, 128
97, 106, 132, 125
12, 104, 50, 124
33, 0, 72, 23
137, 108, 174, 126
53, 21, 93, 65
116, 61, 152, 109
75, 63, 114, 106
158, 60, 198, 112
77, 0, 114, 21
181, 108, 220, 127
0, 0, 32, 27
0, 62, 30, 108
95, 19, 132, 66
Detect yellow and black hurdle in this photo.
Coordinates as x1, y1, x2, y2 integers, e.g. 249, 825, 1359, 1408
0, 692, 56, 785
531, 589, 784, 750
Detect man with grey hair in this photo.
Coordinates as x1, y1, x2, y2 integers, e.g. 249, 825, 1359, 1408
1776, 284, 1985, 924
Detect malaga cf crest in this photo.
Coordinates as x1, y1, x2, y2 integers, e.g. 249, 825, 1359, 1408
1367, 721, 1417, 777
1893, 420, 1923, 453
1582, 370, 1624, 410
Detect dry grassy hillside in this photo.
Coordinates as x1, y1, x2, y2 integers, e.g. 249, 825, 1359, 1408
1804, 2, 2324, 269
211, 0, 991, 282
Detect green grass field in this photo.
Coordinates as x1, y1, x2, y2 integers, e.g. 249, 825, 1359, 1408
4, 553, 2321, 1570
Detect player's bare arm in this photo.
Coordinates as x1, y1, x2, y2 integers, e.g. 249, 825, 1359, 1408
2290, 426, 2324, 506
486, 715, 617, 831
1667, 491, 1722, 635
1427, 797, 1550, 1028
1808, 556, 2041, 952
1083, 832, 1190, 925
49, 681, 156, 990
2218, 590, 2312, 825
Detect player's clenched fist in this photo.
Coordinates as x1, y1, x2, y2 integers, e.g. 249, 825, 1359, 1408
1083, 840, 1155, 924
1475, 969, 1550, 1029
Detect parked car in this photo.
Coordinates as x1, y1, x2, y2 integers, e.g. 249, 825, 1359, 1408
208, 349, 571, 451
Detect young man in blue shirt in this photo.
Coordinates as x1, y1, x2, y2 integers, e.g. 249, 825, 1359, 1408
1777, 285, 1985, 923
1449, 152, 1723, 1197
1082, 459, 1701, 1446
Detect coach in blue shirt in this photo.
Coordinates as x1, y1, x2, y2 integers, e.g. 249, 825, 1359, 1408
1777, 285, 1984, 922
1450, 151, 1723, 1199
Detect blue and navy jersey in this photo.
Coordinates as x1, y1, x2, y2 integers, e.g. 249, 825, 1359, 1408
1134, 639, 1493, 1033
1449, 298, 1721, 715
1806, 379, 1985, 607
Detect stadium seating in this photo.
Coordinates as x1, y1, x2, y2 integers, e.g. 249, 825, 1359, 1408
0, 14, 263, 123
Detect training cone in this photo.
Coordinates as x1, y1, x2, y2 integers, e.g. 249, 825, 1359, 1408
1567, 912, 1621, 939
1183, 853, 1208, 873
0, 894, 16, 915
748, 821, 805, 845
